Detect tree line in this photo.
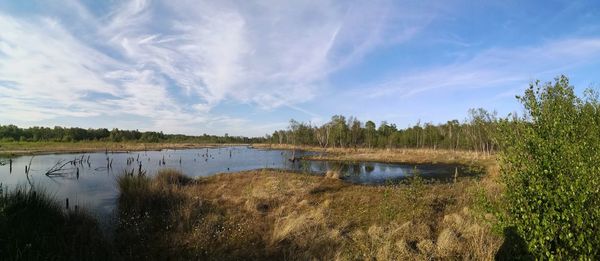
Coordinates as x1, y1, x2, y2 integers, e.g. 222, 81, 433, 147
268, 108, 498, 154
0, 125, 263, 144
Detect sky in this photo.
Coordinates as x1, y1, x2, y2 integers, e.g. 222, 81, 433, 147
1, 0, 600, 137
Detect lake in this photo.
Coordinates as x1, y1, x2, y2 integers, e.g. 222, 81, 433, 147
0, 146, 470, 222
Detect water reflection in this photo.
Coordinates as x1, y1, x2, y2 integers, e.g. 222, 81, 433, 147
0, 146, 470, 219
295, 160, 469, 184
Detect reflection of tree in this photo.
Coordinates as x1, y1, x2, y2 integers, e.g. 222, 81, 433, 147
327, 162, 348, 177
351, 164, 361, 176
340, 163, 349, 174
380, 164, 389, 173
296, 161, 308, 172
364, 164, 375, 174
318, 162, 327, 172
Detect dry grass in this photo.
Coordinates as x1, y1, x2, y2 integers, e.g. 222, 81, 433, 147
253, 143, 497, 169
116, 169, 503, 260
256, 144, 506, 223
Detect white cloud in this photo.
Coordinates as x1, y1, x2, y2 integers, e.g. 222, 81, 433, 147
0, 0, 436, 135
98, 0, 433, 111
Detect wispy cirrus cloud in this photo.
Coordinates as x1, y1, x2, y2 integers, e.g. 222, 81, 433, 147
0, 0, 432, 135
357, 38, 600, 99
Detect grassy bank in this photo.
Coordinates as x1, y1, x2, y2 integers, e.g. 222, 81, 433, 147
253, 143, 497, 167
0, 141, 247, 156
0, 187, 113, 260
116, 169, 503, 260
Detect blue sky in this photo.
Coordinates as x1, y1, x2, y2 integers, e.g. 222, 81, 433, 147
1, 0, 600, 136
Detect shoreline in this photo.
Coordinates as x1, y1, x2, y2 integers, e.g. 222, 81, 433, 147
251, 143, 497, 167
1, 142, 497, 178
0, 142, 250, 157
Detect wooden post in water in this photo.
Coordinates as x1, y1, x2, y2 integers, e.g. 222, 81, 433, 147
9, 159, 12, 173
66, 198, 69, 210
76, 167, 79, 180
25, 165, 28, 174
454, 167, 458, 183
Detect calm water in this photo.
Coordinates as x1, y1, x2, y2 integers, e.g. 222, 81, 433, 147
0, 146, 469, 220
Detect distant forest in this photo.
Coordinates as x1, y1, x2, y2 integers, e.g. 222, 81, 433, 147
0, 125, 263, 144
268, 108, 498, 154
1, 109, 499, 151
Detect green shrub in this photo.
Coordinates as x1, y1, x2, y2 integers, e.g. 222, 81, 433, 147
498, 76, 600, 259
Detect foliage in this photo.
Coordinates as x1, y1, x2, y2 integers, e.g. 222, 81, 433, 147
497, 75, 600, 258
270, 110, 498, 153
0, 125, 263, 144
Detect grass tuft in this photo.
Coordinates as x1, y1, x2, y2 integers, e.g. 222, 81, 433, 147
0, 187, 113, 260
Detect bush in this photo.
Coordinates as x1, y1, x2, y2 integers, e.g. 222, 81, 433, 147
497, 76, 600, 258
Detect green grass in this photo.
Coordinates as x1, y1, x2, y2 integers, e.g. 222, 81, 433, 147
0, 187, 114, 260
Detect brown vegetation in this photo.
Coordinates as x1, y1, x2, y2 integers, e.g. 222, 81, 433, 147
116, 168, 502, 260
253, 143, 497, 167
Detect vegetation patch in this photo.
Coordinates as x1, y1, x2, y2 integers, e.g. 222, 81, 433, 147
0, 186, 113, 260
497, 76, 600, 259
115, 169, 502, 260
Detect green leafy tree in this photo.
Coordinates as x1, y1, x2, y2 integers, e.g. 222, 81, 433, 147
330, 115, 348, 148
364, 121, 376, 148
498, 76, 600, 259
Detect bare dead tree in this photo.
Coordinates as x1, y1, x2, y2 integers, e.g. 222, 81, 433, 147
25, 156, 35, 188
45, 160, 74, 176
45, 156, 84, 176
315, 124, 331, 148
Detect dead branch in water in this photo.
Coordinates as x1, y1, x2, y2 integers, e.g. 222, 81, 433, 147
45, 160, 72, 176
45, 156, 83, 176
25, 156, 35, 188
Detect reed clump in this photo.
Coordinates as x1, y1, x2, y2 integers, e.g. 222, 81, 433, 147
0, 187, 113, 260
